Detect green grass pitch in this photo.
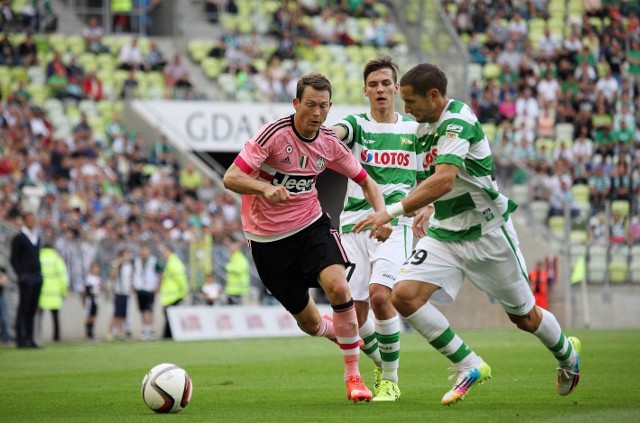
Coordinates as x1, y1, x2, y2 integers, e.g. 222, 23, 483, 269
3, 329, 640, 422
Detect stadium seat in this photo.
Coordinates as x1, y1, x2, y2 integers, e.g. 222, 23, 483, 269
536, 138, 555, 154
481, 122, 497, 142
530, 200, 550, 223
201, 57, 224, 79
67, 35, 85, 56
27, 67, 46, 85
482, 63, 501, 81
96, 101, 115, 123
587, 245, 608, 283
96, 54, 116, 71
571, 184, 590, 204
609, 261, 628, 284
609, 247, 629, 284
548, 0, 566, 16
27, 84, 48, 106
510, 183, 530, 206
570, 229, 588, 244
33, 34, 50, 54
79, 53, 98, 72
611, 200, 630, 218
11, 67, 28, 83
528, 18, 547, 32
548, 216, 566, 238
570, 243, 587, 267
554, 123, 574, 143
79, 99, 99, 116
48, 34, 66, 53
188, 40, 213, 63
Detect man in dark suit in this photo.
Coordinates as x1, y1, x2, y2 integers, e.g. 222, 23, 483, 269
10, 211, 43, 348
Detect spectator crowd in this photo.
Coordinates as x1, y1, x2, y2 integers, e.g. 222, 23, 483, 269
445, 0, 640, 247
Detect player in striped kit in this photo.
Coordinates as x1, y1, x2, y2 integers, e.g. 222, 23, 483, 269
355, 63, 581, 404
224, 73, 389, 403
332, 56, 425, 402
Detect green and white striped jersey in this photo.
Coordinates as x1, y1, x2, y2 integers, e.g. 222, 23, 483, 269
336, 112, 425, 233
418, 99, 518, 241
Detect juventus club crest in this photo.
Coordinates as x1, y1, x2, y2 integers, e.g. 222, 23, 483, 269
316, 157, 325, 171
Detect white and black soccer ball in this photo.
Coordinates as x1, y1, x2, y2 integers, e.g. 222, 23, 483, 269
141, 363, 193, 413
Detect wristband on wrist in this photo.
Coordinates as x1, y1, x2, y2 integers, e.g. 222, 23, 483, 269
385, 202, 405, 218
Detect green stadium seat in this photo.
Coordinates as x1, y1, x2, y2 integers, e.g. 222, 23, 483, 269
48, 34, 66, 53
536, 138, 555, 154
570, 243, 587, 267
188, 40, 213, 63
571, 184, 590, 204
481, 122, 497, 142
11, 67, 28, 83
79, 99, 99, 116
33, 34, 50, 54
97, 53, 116, 70
510, 183, 530, 206
548, 216, 565, 238
554, 123, 575, 143
482, 63, 501, 81
27, 83, 48, 106
611, 200, 630, 218
67, 35, 85, 56
202, 57, 223, 79
570, 229, 588, 244
27, 66, 46, 85
609, 248, 629, 284
530, 200, 550, 223
587, 245, 607, 284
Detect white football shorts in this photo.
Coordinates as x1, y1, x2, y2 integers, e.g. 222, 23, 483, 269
396, 220, 535, 316
342, 225, 413, 302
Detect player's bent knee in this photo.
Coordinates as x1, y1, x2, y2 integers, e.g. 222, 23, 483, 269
369, 289, 390, 312
324, 281, 351, 304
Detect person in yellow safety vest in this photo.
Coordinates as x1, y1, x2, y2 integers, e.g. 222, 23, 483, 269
159, 244, 188, 339
112, 0, 133, 33
38, 244, 68, 342
224, 241, 250, 305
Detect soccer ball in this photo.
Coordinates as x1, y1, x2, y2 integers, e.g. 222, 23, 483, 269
141, 363, 193, 413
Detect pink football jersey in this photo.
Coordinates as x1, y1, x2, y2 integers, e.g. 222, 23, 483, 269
234, 115, 367, 241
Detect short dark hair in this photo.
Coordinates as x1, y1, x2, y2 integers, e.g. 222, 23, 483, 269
296, 72, 332, 100
399, 63, 448, 97
363, 55, 399, 84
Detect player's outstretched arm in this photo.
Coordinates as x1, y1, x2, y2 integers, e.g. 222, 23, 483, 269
223, 163, 290, 203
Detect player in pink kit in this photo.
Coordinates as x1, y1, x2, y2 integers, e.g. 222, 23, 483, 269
224, 73, 389, 403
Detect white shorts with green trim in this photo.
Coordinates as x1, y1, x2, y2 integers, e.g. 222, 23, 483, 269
341, 225, 413, 302
397, 220, 535, 316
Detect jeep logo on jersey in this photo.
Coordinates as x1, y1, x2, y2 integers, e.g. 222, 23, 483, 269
360, 149, 411, 167
272, 172, 315, 193
423, 147, 438, 170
